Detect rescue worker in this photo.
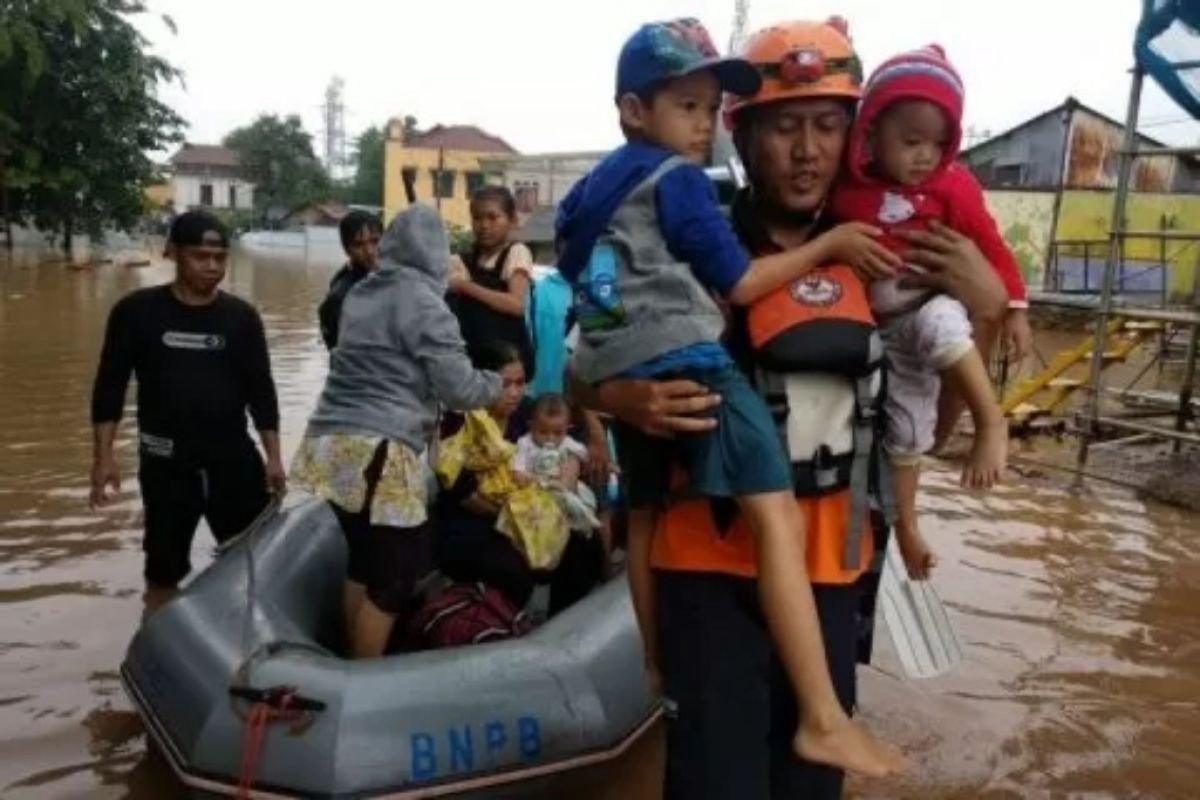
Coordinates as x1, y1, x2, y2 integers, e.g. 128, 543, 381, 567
575, 18, 1008, 799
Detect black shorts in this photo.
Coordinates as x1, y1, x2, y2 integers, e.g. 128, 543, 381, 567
656, 571, 859, 800
138, 446, 269, 587
329, 441, 432, 617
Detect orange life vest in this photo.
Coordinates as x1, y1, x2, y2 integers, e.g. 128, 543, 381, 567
652, 264, 893, 584
747, 263, 877, 376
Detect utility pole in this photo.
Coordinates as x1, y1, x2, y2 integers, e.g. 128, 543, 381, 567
436, 147, 445, 213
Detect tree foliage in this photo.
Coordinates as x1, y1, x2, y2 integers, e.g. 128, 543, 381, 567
402, 115, 425, 141
223, 114, 330, 215
0, 0, 185, 249
347, 125, 385, 206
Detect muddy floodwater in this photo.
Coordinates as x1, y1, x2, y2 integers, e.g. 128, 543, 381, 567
1, 248, 1198, 799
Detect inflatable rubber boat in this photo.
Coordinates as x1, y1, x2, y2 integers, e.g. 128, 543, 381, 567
121, 498, 659, 798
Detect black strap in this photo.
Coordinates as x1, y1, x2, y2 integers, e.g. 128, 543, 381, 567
758, 55, 863, 84
462, 244, 514, 290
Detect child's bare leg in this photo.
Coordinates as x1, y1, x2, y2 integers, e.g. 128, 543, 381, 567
625, 508, 661, 692
890, 458, 937, 580
739, 492, 904, 777
597, 508, 614, 565
942, 347, 1007, 489
343, 579, 367, 646
933, 319, 999, 451
351, 597, 396, 659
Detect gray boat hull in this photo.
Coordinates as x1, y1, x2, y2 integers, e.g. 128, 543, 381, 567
121, 498, 659, 798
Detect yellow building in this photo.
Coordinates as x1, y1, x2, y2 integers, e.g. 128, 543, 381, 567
383, 119, 517, 229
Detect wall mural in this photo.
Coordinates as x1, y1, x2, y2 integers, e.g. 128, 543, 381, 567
982, 191, 1056, 289
984, 189, 1200, 297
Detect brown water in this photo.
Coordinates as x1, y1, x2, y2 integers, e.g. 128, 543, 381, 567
1, 249, 1198, 799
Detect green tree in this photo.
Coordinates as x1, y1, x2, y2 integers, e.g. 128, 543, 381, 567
223, 114, 330, 217
0, 0, 184, 251
446, 222, 473, 255
348, 125, 384, 206
402, 115, 424, 141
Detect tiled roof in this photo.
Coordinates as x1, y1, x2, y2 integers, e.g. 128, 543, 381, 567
170, 144, 242, 168
406, 125, 516, 154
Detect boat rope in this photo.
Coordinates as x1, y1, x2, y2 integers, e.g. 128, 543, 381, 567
232, 685, 320, 798
220, 496, 324, 796
222, 499, 334, 796
214, 494, 282, 656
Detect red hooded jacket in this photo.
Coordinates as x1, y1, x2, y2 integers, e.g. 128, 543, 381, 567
830, 45, 1027, 307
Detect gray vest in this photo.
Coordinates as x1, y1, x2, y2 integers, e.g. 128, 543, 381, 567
571, 157, 726, 383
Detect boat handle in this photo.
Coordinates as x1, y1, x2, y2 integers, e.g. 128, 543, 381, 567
229, 684, 327, 712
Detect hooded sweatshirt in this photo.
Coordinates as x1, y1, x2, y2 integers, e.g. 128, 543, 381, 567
830, 45, 1027, 315
305, 204, 502, 452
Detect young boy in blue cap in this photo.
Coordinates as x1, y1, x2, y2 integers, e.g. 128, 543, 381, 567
557, 18, 902, 777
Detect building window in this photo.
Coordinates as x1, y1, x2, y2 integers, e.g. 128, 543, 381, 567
466, 171, 486, 197
994, 164, 1024, 187
431, 169, 456, 199
401, 167, 417, 197
200, 183, 213, 207
514, 181, 539, 213
228, 185, 237, 208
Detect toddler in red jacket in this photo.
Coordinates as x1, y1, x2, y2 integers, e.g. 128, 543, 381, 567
831, 44, 1029, 580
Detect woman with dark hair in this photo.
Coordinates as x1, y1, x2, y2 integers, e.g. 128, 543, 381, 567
318, 210, 383, 350
447, 186, 535, 379
434, 341, 605, 616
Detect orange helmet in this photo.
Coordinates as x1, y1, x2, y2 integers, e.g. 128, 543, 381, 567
724, 17, 863, 123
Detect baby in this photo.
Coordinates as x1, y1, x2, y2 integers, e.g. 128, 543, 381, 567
831, 45, 1030, 579
514, 394, 600, 532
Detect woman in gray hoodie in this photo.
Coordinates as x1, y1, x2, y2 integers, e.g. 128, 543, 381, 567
292, 204, 502, 658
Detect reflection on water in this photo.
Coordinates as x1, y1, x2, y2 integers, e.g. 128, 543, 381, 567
1, 247, 1198, 798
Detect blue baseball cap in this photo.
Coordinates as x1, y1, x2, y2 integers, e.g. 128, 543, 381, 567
616, 18, 762, 100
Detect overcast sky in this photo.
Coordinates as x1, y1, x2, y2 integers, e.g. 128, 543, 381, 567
138, 0, 1198, 160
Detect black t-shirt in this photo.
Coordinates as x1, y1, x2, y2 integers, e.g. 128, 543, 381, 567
91, 285, 280, 462
317, 262, 369, 350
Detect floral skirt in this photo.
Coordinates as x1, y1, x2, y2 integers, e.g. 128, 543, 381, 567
291, 433, 428, 528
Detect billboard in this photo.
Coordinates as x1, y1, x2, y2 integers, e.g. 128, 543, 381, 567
1065, 109, 1176, 191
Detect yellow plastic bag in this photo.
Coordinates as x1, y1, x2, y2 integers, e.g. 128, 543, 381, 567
437, 411, 569, 569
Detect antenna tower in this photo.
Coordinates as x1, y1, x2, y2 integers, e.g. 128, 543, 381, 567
322, 76, 347, 180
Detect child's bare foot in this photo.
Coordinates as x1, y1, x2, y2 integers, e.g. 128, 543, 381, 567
795, 717, 905, 778
896, 525, 937, 581
962, 419, 1007, 489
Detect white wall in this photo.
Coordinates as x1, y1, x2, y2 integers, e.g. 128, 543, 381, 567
485, 154, 603, 210
172, 174, 256, 214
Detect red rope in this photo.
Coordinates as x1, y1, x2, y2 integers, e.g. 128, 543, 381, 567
236, 690, 298, 799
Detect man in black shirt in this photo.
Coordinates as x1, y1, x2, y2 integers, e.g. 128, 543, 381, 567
90, 211, 285, 610
317, 210, 382, 350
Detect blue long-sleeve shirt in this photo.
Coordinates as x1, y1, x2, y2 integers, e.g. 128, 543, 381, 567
556, 141, 751, 376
